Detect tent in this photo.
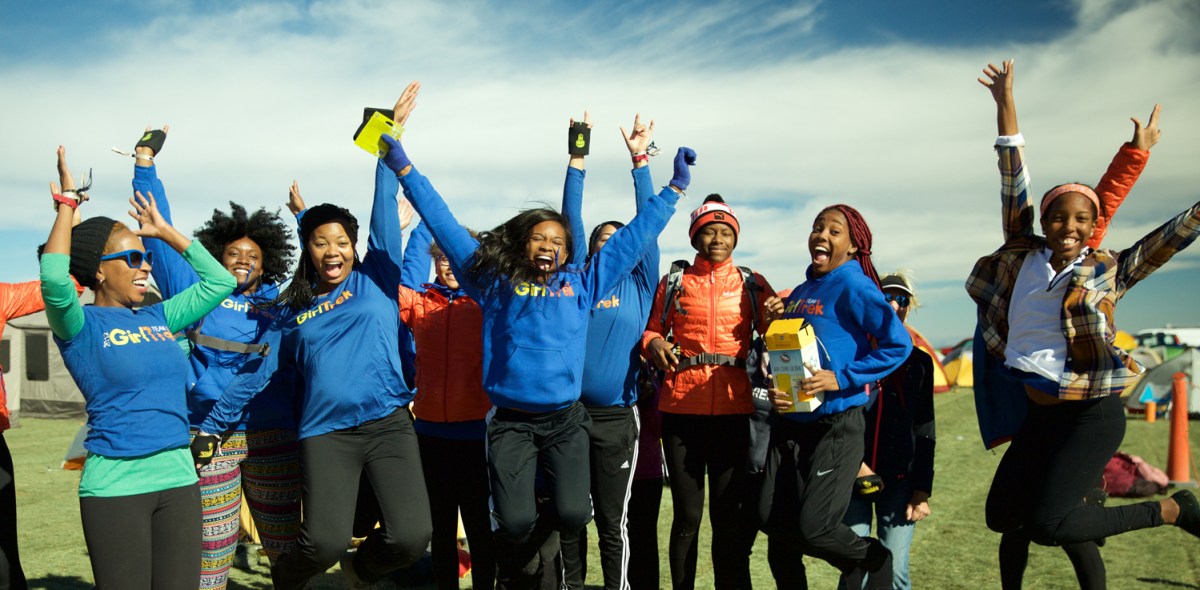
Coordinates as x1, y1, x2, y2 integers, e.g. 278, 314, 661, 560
1, 292, 92, 422
1, 288, 162, 423
941, 338, 974, 389
1123, 347, 1200, 419
907, 325, 951, 393
1114, 330, 1137, 352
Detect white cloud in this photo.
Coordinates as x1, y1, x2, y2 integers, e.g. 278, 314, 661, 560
2, 0, 1197, 344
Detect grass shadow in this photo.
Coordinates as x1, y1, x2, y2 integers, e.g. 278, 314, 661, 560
26, 574, 94, 590
1135, 579, 1200, 589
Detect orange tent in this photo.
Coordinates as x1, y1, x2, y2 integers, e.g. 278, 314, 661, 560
908, 325, 952, 393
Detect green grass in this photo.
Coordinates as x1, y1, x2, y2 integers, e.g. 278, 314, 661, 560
8, 390, 1200, 589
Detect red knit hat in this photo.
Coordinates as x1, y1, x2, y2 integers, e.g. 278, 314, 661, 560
689, 195, 739, 241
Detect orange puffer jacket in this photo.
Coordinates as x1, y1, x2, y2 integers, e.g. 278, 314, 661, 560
641, 256, 774, 416
399, 284, 491, 423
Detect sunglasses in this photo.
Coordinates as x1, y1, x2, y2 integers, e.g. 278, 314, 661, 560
100, 249, 153, 269
885, 293, 911, 308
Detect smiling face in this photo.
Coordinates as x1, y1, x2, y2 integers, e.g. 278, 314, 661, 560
692, 223, 736, 263
526, 220, 567, 276
589, 224, 619, 256
809, 209, 858, 278
223, 236, 263, 292
307, 222, 355, 294
1040, 192, 1096, 270
94, 228, 151, 308
434, 251, 459, 290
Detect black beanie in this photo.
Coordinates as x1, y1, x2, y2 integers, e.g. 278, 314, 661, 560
299, 204, 359, 246
70, 217, 118, 289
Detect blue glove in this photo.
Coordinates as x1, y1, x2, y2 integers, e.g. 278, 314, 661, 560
671, 147, 697, 191
381, 134, 412, 174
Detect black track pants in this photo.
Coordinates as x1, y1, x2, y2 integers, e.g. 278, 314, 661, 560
561, 405, 639, 590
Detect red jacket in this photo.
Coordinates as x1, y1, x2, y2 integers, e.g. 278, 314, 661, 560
641, 256, 773, 416
399, 284, 490, 423
1, 281, 49, 432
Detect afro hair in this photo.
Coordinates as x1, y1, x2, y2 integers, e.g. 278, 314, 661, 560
193, 202, 295, 285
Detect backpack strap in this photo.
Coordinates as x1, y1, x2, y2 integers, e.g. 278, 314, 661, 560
186, 329, 271, 357
660, 259, 690, 330
738, 266, 761, 337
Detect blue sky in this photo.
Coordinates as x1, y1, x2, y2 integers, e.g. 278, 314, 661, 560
2, 0, 1198, 346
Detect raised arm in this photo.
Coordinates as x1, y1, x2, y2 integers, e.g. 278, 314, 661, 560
562, 112, 590, 266
130, 127, 200, 298
130, 191, 236, 333
40, 147, 87, 341
1087, 104, 1160, 248
586, 147, 689, 298
1115, 200, 1200, 295
624, 114, 658, 289
401, 217, 434, 289
979, 59, 1034, 242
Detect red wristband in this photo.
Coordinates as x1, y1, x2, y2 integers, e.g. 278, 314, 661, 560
631, 153, 649, 164
53, 193, 79, 210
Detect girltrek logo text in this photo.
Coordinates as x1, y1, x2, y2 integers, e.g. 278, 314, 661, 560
786, 298, 825, 317
513, 282, 575, 298
295, 290, 354, 325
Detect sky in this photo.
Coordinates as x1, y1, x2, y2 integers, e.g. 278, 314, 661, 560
1, 0, 1199, 346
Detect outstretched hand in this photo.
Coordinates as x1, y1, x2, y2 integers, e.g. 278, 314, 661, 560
288, 180, 306, 216
129, 191, 171, 238
1131, 104, 1162, 151
398, 195, 416, 230
393, 81, 420, 127
978, 59, 1014, 104
135, 125, 169, 159
620, 113, 655, 155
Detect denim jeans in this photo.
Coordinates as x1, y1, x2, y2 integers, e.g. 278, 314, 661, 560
840, 479, 916, 590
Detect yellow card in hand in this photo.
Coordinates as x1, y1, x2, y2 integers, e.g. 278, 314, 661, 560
354, 111, 405, 157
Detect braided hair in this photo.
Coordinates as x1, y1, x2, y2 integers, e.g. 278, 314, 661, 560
822, 204, 881, 291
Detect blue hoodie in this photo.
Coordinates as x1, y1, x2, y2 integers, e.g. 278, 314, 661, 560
781, 260, 911, 422
399, 165, 679, 412
563, 166, 659, 408
201, 160, 412, 439
135, 164, 293, 431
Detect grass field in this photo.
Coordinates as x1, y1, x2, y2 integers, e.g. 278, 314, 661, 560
7, 389, 1200, 589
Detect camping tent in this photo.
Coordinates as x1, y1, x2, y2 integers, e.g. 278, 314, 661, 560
1123, 347, 1200, 419
1, 293, 92, 422
1, 288, 163, 422
941, 338, 974, 389
907, 325, 951, 393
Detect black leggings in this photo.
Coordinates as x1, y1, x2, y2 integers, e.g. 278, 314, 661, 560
418, 433, 495, 590
986, 394, 1163, 588
661, 412, 751, 590
626, 477, 663, 590
0, 434, 27, 590
79, 483, 201, 590
271, 408, 432, 590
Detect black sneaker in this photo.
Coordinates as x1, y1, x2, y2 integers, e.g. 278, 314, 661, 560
1173, 489, 1200, 538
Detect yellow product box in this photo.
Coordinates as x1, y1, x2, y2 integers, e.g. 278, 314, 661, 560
764, 318, 824, 413
353, 111, 405, 158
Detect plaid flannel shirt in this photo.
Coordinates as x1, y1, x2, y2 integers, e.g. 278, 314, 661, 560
966, 140, 1200, 400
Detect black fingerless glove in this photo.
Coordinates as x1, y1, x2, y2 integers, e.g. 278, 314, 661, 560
190, 432, 221, 470
136, 129, 167, 156
854, 474, 885, 501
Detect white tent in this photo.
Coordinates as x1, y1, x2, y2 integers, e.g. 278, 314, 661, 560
1, 288, 163, 423
1124, 347, 1200, 419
